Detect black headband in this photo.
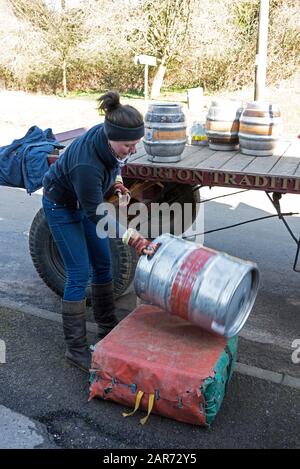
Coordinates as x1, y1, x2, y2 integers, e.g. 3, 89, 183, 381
103, 118, 144, 142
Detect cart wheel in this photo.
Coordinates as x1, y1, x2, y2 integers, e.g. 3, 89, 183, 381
123, 179, 200, 238
29, 208, 137, 301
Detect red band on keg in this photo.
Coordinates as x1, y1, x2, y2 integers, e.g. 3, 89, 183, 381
169, 247, 216, 320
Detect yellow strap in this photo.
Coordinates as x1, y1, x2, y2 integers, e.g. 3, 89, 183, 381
122, 390, 144, 418
139, 393, 155, 425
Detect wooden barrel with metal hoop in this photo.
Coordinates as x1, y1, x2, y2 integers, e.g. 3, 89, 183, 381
238, 101, 282, 156
205, 99, 243, 151
143, 102, 187, 163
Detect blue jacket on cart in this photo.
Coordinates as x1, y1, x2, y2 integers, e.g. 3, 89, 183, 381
0, 126, 64, 194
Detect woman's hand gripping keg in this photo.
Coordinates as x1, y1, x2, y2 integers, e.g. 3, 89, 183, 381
123, 228, 160, 257
113, 179, 131, 207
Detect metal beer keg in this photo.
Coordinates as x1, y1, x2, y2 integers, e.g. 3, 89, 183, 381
238, 101, 282, 156
205, 99, 243, 150
143, 102, 187, 163
134, 234, 259, 338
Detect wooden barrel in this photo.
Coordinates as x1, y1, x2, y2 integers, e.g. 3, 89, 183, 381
238, 101, 282, 156
134, 233, 259, 338
205, 99, 243, 151
143, 102, 187, 163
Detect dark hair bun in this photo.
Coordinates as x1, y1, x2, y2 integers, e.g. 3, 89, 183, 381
97, 89, 144, 128
98, 91, 121, 114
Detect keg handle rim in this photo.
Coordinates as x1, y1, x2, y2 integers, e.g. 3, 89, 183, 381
145, 242, 162, 259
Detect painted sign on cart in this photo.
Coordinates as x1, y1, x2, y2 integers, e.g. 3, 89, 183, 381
123, 165, 300, 194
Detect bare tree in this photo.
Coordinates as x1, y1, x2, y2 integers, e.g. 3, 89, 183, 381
8, 0, 89, 95
133, 0, 194, 97
0, 0, 45, 86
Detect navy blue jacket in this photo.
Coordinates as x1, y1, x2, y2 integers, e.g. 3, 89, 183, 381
0, 126, 64, 193
43, 124, 120, 223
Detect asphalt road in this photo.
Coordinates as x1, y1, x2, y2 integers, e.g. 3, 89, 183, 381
0, 184, 299, 449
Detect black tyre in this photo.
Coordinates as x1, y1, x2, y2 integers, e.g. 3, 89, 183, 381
29, 208, 138, 300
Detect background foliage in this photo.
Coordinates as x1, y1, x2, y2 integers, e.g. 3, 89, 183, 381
0, 0, 299, 95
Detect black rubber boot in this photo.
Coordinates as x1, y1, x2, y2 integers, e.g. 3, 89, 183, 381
62, 299, 91, 372
91, 282, 119, 341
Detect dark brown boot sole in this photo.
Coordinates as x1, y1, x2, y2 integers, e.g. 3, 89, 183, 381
65, 354, 90, 373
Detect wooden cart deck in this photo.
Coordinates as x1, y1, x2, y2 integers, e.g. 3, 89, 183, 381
54, 128, 300, 195
124, 139, 300, 195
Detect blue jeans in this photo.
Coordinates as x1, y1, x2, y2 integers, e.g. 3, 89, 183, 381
42, 197, 112, 301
